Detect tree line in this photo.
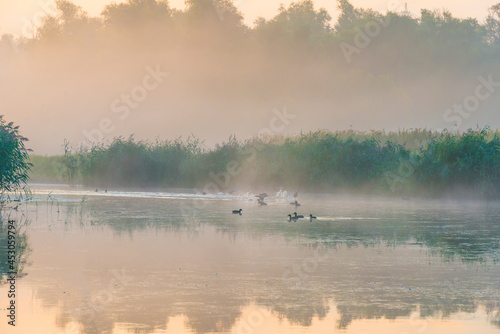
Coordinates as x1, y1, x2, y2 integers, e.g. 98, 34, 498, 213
3, 0, 500, 74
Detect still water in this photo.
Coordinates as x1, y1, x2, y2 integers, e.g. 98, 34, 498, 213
1, 185, 500, 334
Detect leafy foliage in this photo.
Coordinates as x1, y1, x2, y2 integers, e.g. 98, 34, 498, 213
0, 116, 31, 198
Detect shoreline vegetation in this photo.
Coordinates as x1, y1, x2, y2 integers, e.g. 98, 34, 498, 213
0, 116, 31, 201
29, 128, 500, 200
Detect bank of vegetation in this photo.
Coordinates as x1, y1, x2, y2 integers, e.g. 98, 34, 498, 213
29, 129, 500, 199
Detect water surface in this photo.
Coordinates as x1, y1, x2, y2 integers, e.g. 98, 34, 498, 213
1, 185, 500, 333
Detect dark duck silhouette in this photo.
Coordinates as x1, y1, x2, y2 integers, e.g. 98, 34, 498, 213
287, 214, 298, 222
255, 193, 269, 201
309, 214, 317, 222
232, 209, 242, 215
293, 212, 304, 219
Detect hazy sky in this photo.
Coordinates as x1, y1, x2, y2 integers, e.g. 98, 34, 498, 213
2, 0, 500, 154
1, 0, 498, 37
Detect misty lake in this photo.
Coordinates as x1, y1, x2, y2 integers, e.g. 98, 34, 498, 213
1, 185, 500, 334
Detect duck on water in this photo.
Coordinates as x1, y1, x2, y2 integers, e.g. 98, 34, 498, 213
288, 212, 304, 222
232, 209, 242, 215
288, 213, 317, 222
255, 193, 269, 201
293, 212, 304, 219
258, 199, 268, 206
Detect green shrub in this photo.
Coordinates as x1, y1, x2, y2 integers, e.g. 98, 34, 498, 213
0, 116, 31, 198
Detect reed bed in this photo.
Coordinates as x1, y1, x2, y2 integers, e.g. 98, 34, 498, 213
29, 129, 500, 199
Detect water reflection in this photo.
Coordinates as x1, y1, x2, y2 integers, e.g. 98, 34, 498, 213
1, 191, 500, 333
0, 208, 30, 281
70, 194, 500, 263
